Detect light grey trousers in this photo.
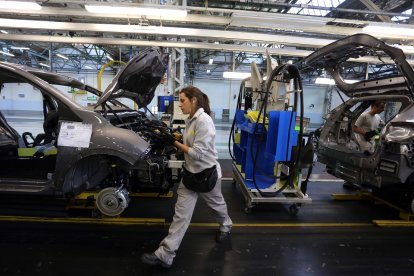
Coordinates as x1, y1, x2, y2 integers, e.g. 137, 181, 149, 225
154, 178, 233, 265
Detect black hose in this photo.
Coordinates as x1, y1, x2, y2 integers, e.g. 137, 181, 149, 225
228, 79, 247, 161
250, 64, 291, 197
250, 64, 306, 197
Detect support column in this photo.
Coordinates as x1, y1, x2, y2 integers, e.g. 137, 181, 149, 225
170, 45, 187, 128
171, 47, 186, 98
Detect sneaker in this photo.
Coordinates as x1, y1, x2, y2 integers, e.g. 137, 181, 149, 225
343, 181, 360, 191
216, 231, 231, 243
141, 253, 172, 269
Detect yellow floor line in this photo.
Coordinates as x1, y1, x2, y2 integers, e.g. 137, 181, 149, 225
0, 215, 372, 227
372, 220, 414, 227
75, 191, 173, 200
191, 222, 373, 227
0, 215, 165, 226
332, 192, 414, 222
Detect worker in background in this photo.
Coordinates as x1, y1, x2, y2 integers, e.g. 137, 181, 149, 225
344, 100, 386, 190
141, 86, 233, 269
352, 100, 385, 153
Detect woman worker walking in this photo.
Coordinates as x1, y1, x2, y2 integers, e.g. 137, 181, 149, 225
141, 86, 233, 268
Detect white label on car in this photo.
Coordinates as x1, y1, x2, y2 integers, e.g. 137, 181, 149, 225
58, 121, 92, 148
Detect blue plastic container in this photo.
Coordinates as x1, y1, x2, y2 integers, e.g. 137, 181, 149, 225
233, 110, 298, 189
235, 109, 245, 125
158, 96, 174, 112
265, 110, 298, 162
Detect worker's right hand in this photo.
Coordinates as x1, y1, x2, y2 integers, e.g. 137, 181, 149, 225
364, 130, 377, 141
173, 132, 183, 143
160, 129, 177, 145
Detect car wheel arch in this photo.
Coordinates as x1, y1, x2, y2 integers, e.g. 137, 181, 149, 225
57, 152, 133, 196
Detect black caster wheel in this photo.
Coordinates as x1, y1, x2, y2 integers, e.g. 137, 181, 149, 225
244, 203, 256, 214
244, 207, 252, 214
289, 204, 300, 216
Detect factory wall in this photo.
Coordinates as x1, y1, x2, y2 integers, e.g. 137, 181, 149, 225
0, 72, 345, 128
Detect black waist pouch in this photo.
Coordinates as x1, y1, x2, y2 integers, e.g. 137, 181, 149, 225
182, 165, 218, 193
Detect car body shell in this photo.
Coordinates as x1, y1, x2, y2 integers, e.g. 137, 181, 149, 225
0, 47, 177, 199
302, 34, 414, 211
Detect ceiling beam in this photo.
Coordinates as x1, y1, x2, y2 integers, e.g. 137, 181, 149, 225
37, 0, 414, 19
0, 6, 412, 40
359, 0, 393, 23
1, 33, 413, 65
0, 18, 337, 47
0, 7, 230, 25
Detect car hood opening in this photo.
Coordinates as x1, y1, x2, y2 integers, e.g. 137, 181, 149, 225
302, 34, 414, 99
96, 47, 169, 108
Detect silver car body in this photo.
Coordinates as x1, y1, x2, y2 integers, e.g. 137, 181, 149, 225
303, 34, 414, 211
0, 47, 176, 200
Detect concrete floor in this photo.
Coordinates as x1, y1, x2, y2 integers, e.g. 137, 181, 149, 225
0, 172, 413, 275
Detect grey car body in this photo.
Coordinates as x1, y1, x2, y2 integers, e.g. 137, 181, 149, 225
302, 34, 414, 212
0, 47, 178, 214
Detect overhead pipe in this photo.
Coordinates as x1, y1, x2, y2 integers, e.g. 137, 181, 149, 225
97, 60, 126, 91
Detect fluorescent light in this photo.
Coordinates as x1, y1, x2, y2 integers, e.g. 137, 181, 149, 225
0, 1, 42, 11
0, 30, 8, 34
393, 44, 414, 51
208, 58, 213, 65
392, 44, 414, 55
344, 80, 359, 84
85, 5, 187, 17
315, 77, 335, 85
39, 62, 50, 68
106, 55, 114, 61
315, 77, 359, 85
85, 65, 93, 69
0, 50, 14, 57
363, 25, 414, 38
206, 69, 211, 73
223, 72, 251, 79
56, 53, 69, 60
10, 46, 29, 50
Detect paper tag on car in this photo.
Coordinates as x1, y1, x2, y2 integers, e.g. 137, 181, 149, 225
58, 122, 93, 148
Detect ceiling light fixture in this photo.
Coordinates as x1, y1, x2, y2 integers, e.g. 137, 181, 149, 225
85, 5, 187, 18
56, 53, 69, 60
10, 46, 29, 50
223, 72, 251, 79
208, 58, 213, 65
0, 30, 8, 34
363, 24, 414, 38
315, 77, 359, 85
85, 65, 93, 69
0, 50, 14, 57
392, 44, 414, 55
0, 1, 42, 11
106, 55, 114, 61
39, 62, 50, 68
